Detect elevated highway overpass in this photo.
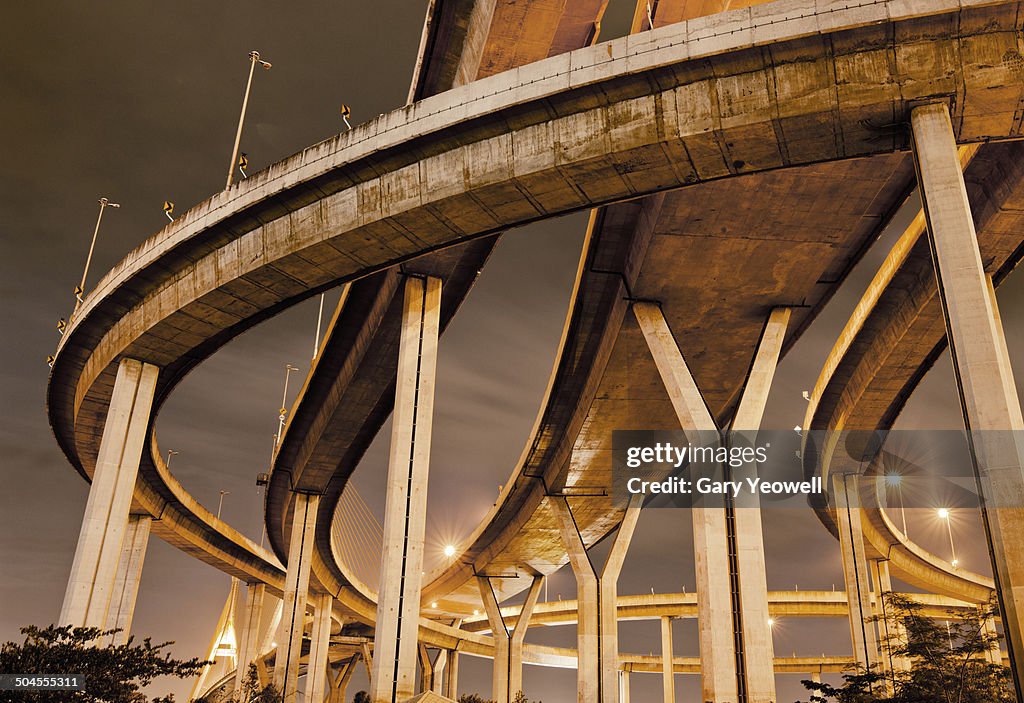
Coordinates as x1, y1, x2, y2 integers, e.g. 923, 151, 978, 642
45, 0, 1024, 700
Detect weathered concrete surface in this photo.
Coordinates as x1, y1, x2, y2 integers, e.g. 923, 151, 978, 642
267, 0, 615, 601
913, 101, 1024, 695
833, 473, 881, 670
275, 493, 320, 702
61, 359, 158, 630
307, 592, 335, 703
804, 140, 1024, 600
370, 276, 441, 703
104, 513, 151, 644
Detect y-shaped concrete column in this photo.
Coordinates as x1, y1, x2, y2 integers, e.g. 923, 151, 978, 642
911, 102, 1024, 696
419, 644, 435, 693
553, 493, 643, 703
431, 649, 448, 694
635, 303, 788, 702
870, 559, 909, 677
371, 275, 442, 703
660, 617, 675, 703
307, 592, 335, 703
235, 582, 266, 696
274, 492, 320, 702
634, 303, 736, 702
105, 514, 151, 644
330, 658, 358, 703
478, 575, 544, 702
61, 358, 159, 629
833, 474, 880, 673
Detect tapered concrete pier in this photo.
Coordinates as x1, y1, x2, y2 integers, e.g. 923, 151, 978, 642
235, 582, 265, 696
61, 358, 159, 630
370, 275, 442, 703
912, 101, 1024, 697
275, 492, 320, 702
105, 514, 151, 644
307, 592, 335, 703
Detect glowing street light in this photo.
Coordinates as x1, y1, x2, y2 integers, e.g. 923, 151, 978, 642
74, 198, 120, 313
444, 544, 456, 558
768, 618, 776, 629
225, 51, 272, 190
937, 508, 958, 567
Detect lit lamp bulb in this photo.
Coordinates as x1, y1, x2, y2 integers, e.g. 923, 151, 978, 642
938, 508, 950, 519
444, 544, 456, 558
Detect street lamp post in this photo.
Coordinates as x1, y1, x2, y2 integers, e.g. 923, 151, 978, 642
217, 490, 230, 520
276, 363, 299, 444
313, 294, 325, 360
885, 473, 909, 539
74, 198, 120, 314
938, 508, 958, 567
225, 51, 271, 190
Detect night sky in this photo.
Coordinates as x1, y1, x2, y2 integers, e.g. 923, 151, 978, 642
1, 2, 1017, 701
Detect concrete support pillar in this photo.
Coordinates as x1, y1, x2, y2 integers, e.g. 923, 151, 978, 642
552, 497, 600, 703
419, 644, 434, 693
274, 492, 321, 702
599, 495, 642, 702
552, 494, 642, 703
911, 101, 1024, 697
478, 575, 544, 703
870, 559, 910, 676
370, 275, 442, 703
235, 582, 266, 696
258, 597, 283, 660
330, 659, 357, 703
307, 593, 335, 703
730, 308, 789, 703
432, 649, 448, 694
661, 617, 675, 703
478, 577, 510, 702
983, 616, 1003, 665
811, 672, 822, 684
634, 304, 790, 702
104, 514, 151, 644
833, 474, 880, 673
362, 641, 374, 680
510, 577, 544, 698
61, 358, 159, 629
446, 648, 460, 699
619, 669, 630, 703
